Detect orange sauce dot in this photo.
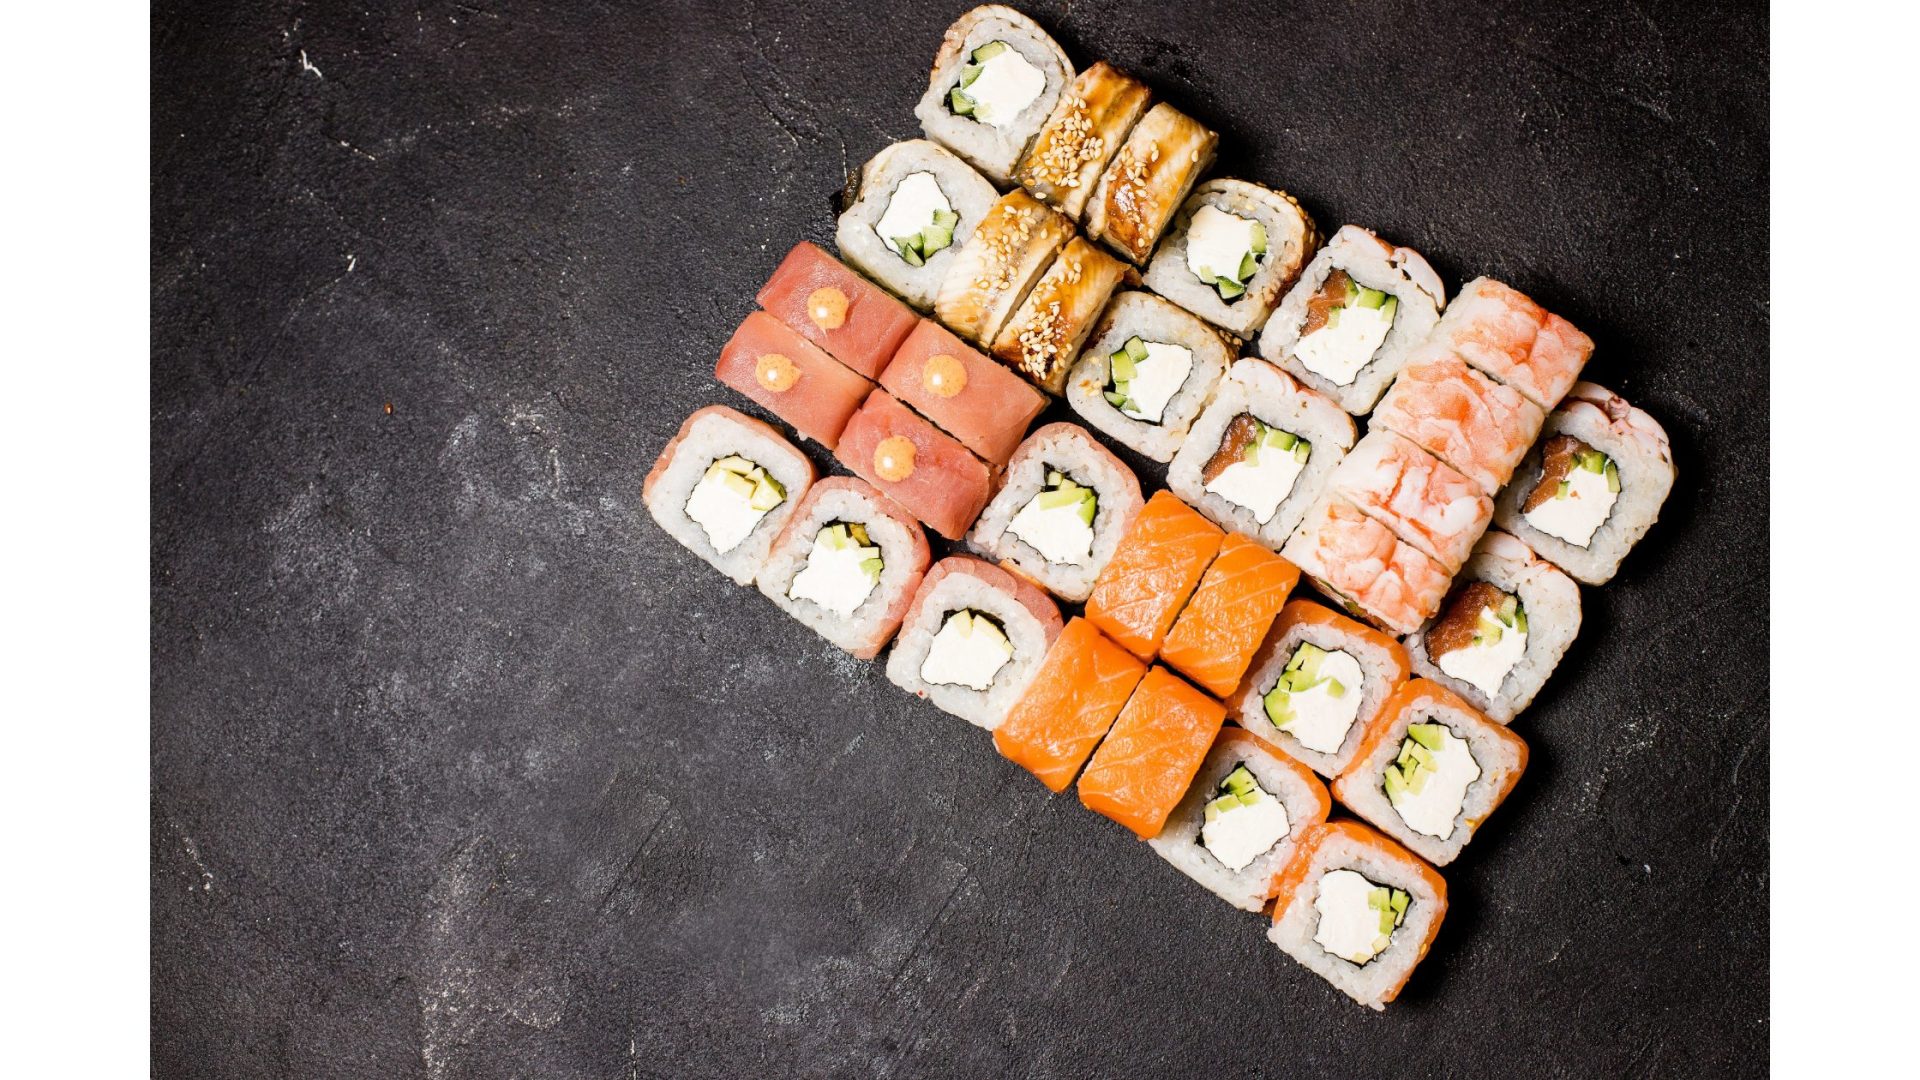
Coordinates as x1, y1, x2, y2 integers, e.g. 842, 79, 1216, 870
754, 352, 800, 392
922, 354, 967, 399
806, 287, 849, 331
873, 436, 916, 483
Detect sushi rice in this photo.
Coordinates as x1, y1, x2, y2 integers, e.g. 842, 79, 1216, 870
756, 478, 932, 659
837, 140, 1001, 310
642, 406, 818, 587
1065, 290, 1231, 462
967, 423, 1145, 602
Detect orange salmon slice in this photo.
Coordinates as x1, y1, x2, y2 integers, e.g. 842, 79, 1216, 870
1085, 491, 1225, 661
1160, 534, 1301, 697
994, 619, 1148, 792
1078, 666, 1227, 839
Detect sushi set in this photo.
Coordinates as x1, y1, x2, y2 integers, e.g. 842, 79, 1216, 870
643, 5, 1676, 1010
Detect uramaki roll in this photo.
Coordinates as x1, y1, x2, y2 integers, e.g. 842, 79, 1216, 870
1086, 102, 1218, 265
914, 5, 1074, 185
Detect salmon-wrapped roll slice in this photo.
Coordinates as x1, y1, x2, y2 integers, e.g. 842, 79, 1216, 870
1322, 430, 1494, 574
1226, 600, 1411, 779
714, 311, 872, 449
755, 478, 931, 659
1371, 355, 1546, 496
1014, 61, 1152, 221
886, 556, 1064, 730
1077, 665, 1226, 839
1410, 277, 1593, 410
1147, 728, 1330, 911
936, 190, 1076, 347
1086, 103, 1218, 265
1281, 496, 1452, 636
994, 617, 1147, 791
990, 236, 1134, 393
1160, 534, 1301, 698
879, 319, 1047, 469
835, 391, 992, 540
1084, 490, 1226, 661
757, 242, 918, 379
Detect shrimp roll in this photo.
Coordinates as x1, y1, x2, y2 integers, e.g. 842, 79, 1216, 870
756, 478, 931, 659
714, 311, 872, 449
967, 423, 1145, 602
1147, 730, 1330, 911
757, 242, 919, 379
1084, 491, 1226, 662
1267, 821, 1446, 1011
1160, 535, 1301, 698
1493, 382, 1675, 585
1334, 679, 1529, 867
1014, 62, 1152, 221
1066, 290, 1231, 462
990, 236, 1134, 393
1259, 225, 1446, 414
1410, 277, 1594, 410
1086, 103, 1219, 265
837, 140, 1000, 310
1281, 496, 1453, 636
642, 406, 817, 586
1144, 178, 1319, 337
1371, 355, 1546, 496
1168, 358, 1356, 547
835, 391, 992, 540
935, 190, 1076, 347
1227, 600, 1412, 779
879, 319, 1048, 469
1322, 430, 1494, 575
1078, 666, 1227, 839
995, 618, 1147, 792
1404, 532, 1582, 724
914, 5, 1073, 185
886, 556, 1064, 730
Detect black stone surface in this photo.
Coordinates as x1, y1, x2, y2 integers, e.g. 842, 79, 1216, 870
152, 1, 1768, 1076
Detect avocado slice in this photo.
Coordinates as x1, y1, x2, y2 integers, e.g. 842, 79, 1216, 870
1262, 687, 1294, 729
1222, 766, 1258, 796
1367, 886, 1391, 911
1383, 765, 1409, 804
972, 616, 1011, 653
932, 209, 959, 230
1036, 487, 1082, 511
947, 609, 974, 636
1249, 221, 1268, 256
859, 556, 884, 581
1379, 295, 1399, 322
1292, 441, 1310, 464
971, 40, 1008, 61
895, 241, 926, 267
1262, 428, 1297, 452
1236, 250, 1259, 282
711, 455, 755, 475
848, 522, 870, 546
1214, 275, 1246, 300
1324, 678, 1347, 699
821, 524, 849, 550
1076, 490, 1097, 525
1287, 642, 1326, 672
1555, 478, 1572, 499
1513, 610, 1529, 635
1356, 287, 1388, 310
949, 87, 976, 115
1605, 461, 1622, 493
1497, 594, 1520, 625
750, 474, 785, 510
1104, 389, 1130, 409
958, 63, 984, 88
1110, 349, 1138, 381
1123, 336, 1150, 363
1390, 890, 1410, 918
713, 470, 756, 499
1407, 722, 1445, 751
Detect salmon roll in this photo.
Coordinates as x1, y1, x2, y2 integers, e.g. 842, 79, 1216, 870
837, 140, 1001, 311
1227, 600, 1412, 779
914, 5, 1074, 186
1371, 354, 1546, 496
1168, 358, 1357, 547
714, 311, 872, 449
1143, 179, 1319, 337
757, 242, 919, 379
1267, 821, 1446, 1011
1322, 430, 1494, 575
1077, 665, 1227, 839
1334, 679, 1529, 867
1281, 496, 1452, 636
1086, 103, 1219, 265
990, 236, 1134, 393
1404, 532, 1581, 724
967, 423, 1145, 603
935, 190, 1076, 347
886, 556, 1064, 730
1147, 729, 1330, 911
642, 406, 817, 586
835, 391, 992, 541
1160, 535, 1301, 698
1259, 225, 1447, 414
994, 617, 1148, 792
1493, 382, 1675, 585
1066, 290, 1232, 462
1084, 491, 1226, 661
878, 319, 1047, 469
1014, 62, 1152, 221
755, 478, 931, 658
1410, 277, 1594, 410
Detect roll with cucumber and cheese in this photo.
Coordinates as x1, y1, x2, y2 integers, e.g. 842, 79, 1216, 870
643, 406, 818, 586
1147, 729, 1330, 912
1144, 178, 1319, 338
886, 556, 1064, 731
1066, 290, 1231, 463
1086, 102, 1218, 265
1225, 599, 1412, 780
837, 140, 1000, 311
1013, 61, 1151, 221
914, 6, 1073, 185
755, 478, 932, 659
967, 423, 1145, 603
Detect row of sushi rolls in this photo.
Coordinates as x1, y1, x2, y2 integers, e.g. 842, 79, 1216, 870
644, 6, 1676, 1010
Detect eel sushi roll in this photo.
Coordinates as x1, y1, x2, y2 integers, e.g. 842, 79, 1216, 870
1143, 178, 1319, 338
1266, 821, 1446, 1011
1086, 103, 1219, 265
1168, 358, 1357, 547
1492, 382, 1676, 585
755, 478, 932, 659
835, 390, 993, 541
1404, 531, 1582, 725
967, 423, 1146, 603
878, 318, 1048, 469
990, 236, 1134, 393
1013, 61, 1152, 221
1281, 496, 1453, 636
757, 242, 919, 379
914, 5, 1073, 185
1322, 430, 1494, 575
1258, 225, 1446, 414
713, 310, 872, 449
1065, 290, 1231, 463
1410, 277, 1594, 410
1147, 729, 1330, 911
935, 189, 1076, 347
1077, 665, 1227, 839
1227, 599, 1412, 779
994, 617, 1147, 792
836, 140, 1001, 311
1371, 354, 1546, 496
642, 406, 817, 586
1159, 534, 1301, 698
885, 555, 1064, 730
1333, 679, 1529, 867
1084, 490, 1225, 662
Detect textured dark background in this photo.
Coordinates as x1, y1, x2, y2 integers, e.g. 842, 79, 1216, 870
152, 1, 1768, 1076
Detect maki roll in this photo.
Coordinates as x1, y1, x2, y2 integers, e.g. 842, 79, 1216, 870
757, 242, 919, 379
994, 617, 1148, 792
1281, 496, 1453, 636
1371, 354, 1547, 496
713, 310, 872, 449
837, 140, 1000, 311
990, 236, 1134, 393
1266, 821, 1447, 1011
1334, 679, 1529, 867
1321, 430, 1494, 575
886, 556, 1064, 730
1404, 532, 1582, 725
1493, 382, 1676, 585
1258, 225, 1446, 414
878, 318, 1048, 469
935, 189, 1076, 347
1409, 277, 1594, 410
1084, 490, 1226, 662
1159, 534, 1302, 698
914, 5, 1073, 185
835, 391, 992, 541
1013, 61, 1152, 221
1086, 103, 1219, 265
1143, 178, 1319, 337
1077, 665, 1227, 839
967, 423, 1146, 603
755, 478, 932, 659
1147, 729, 1330, 911
1227, 599, 1412, 779
1168, 358, 1357, 547
1065, 290, 1232, 463
642, 406, 817, 586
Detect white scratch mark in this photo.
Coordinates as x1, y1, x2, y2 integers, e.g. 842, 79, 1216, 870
299, 50, 323, 78
346, 254, 358, 273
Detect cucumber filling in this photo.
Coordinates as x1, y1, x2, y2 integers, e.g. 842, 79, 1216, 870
684, 454, 784, 554
1431, 583, 1528, 698
1382, 721, 1482, 840
948, 40, 1045, 127
874, 171, 958, 267
1200, 414, 1310, 525
1292, 269, 1399, 387
1313, 868, 1411, 966
1105, 334, 1195, 424
1262, 642, 1365, 754
1006, 468, 1098, 566
1197, 763, 1292, 871
920, 608, 1013, 691
1522, 435, 1620, 547
1183, 205, 1267, 302
787, 520, 883, 618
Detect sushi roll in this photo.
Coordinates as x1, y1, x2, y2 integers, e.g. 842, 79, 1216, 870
1258, 225, 1446, 415
1143, 178, 1319, 337
1168, 358, 1357, 547
886, 556, 1064, 730
1333, 679, 1529, 867
1492, 382, 1676, 585
1410, 277, 1594, 410
967, 423, 1145, 603
836, 140, 1001, 311
755, 478, 932, 659
1370, 354, 1547, 496
994, 617, 1148, 792
1159, 534, 1301, 698
1086, 103, 1219, 265
834, 391, 993, 541
1065, 290, 1232, 463
1227, 599, 1412, 779
642, 406, 817, 586
1266, 821, 1446, 1011
1077, 665, 1227, 839
757, 242, 919, 379
1146, 729, 1330, 911
990, 236, 1134, 393
1013, 61, 1152, 221
914, 5, 1073, 185
1281, 496, 1453, 636
1321, 430, 1494, 575
878, 318, 1048, 469
713, 310, 872, 449
1404, 532, 1582, 725
1084, 490, 1225, 662
935, 190, 1076, 347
